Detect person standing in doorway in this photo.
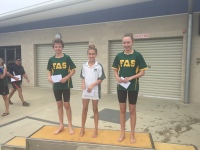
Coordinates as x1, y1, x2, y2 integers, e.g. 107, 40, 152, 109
7, 57, 30, 106
0, 58, 10, 116
79, 45, 106, 138
47, 38, 76, 135
112, 33, 147, 143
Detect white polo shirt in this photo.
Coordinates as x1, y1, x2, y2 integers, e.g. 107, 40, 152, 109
80, 61, 106, 99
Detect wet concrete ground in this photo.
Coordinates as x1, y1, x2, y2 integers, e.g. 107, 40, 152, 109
0, 87, 200, 149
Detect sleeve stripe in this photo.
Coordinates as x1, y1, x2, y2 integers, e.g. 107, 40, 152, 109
140, 67, 148, 71
112, 67, 118, 70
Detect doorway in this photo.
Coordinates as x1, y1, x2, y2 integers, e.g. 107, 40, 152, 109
0, 46, 21, 70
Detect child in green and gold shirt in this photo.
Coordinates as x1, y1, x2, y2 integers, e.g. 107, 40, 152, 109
47, 38, 76, 135
112, 33, 147, 144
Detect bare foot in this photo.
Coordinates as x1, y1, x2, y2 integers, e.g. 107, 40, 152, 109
130, 135, 136, 143
92, 129, 98, 138
54, 126, 64, 135
79, 129, 85, 137
69, 127, 75, 135
118, 133, 125, 142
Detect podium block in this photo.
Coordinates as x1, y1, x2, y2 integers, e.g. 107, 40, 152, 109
1, 126, 197, 150
1, 136, 26, 150
26, 125, 155, 150
154, 142, 197, 150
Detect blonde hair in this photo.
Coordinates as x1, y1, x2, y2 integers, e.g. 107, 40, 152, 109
88, 44, 97, 54
0, 58, 4, 66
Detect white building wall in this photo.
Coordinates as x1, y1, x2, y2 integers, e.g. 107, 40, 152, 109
0, 13, 199, 103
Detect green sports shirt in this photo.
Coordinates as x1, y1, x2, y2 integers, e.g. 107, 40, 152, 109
112, 50, 147, 91
47, 53, 76, 90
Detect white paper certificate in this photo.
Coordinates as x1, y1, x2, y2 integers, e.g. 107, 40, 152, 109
51, 74, 62, 83
11, 75, 21, 82
118, 77, 130, 89
83, 89, 95, 96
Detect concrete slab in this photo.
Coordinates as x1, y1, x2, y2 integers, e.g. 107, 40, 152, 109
0, 87, 200, 150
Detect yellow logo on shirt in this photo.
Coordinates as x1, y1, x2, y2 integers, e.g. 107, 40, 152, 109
120, 60, 135, 67
53, 62, 66, 69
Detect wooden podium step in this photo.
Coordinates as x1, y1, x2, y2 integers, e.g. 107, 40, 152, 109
154, 142, 197, 150
26, 125, 155, 150
1, 136, 26, 150
1, 126, 198, 150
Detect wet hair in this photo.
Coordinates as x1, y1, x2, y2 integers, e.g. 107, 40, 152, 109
52, 38, 64, 48
0, 58, 4, 66
123, 33, 134, 42
88, 45, 97, 54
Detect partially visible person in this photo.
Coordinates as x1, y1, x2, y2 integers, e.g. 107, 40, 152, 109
112, 33, 147, 143
79, 45, 106, 138
0, 58, 9, 116
7, 57, 30, 106
47, 38, 76, 135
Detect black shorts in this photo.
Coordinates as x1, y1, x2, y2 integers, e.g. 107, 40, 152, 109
11, 82, 22, 89
53, 89, 70, 102
117, 89, 138, 105
0, 85, 9, 95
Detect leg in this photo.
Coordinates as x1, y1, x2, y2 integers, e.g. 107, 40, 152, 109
118, 103, 126, 142
63, 89, 74, 135
2, 95, 9, 116
8, 88, 16, 104
80, 99, 90, 137
55, 101, 64, 135
16, 88, 30, 106
129, 104, 136, 143
128, 91, 138, 143
92, 100, 99, 138
1, 86, 9, 116
117, 89, 127, 142
64, 102, 74, 135
16, 88, 25, 102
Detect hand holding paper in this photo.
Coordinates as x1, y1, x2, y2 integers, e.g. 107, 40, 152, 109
11, 75, 21, 82
118, 77, 130, 89
51, 74, 62, 83
83, 89, 95, 96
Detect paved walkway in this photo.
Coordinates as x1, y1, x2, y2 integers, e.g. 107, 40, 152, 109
0, 87, 200, 149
